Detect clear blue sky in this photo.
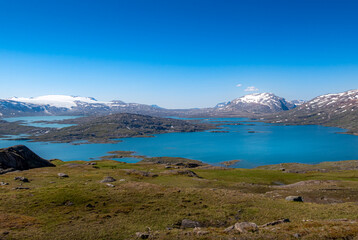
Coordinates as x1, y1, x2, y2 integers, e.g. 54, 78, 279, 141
0, 0, 357, 108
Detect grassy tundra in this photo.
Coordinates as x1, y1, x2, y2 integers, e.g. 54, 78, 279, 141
2, 160, 358, 239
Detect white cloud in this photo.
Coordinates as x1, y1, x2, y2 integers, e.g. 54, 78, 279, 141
236, 83, 242, 87
244, 86, 259, 92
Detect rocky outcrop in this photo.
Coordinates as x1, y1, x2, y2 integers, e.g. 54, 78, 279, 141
0, 145, 54, 174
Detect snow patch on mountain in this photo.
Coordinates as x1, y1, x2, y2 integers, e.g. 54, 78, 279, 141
10, 95, 109, 109
231, 93, 278, 105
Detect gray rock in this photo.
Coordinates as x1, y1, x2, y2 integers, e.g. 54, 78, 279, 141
0, 181, 9, 185
58, 173, 69, 178
14, 176, 29, 182
85, 162, 97, 165
177, 170, 201, 178
285, 196, 304, 202
12, 187, 30, 190
0, 145, 54, 174
193, 227, 209, 236
64, 201, 74, 206
260, 218, 290, 227
106, 183, 115, 187
293, 233, 301, 238
100, 176, 116, 183
234, 222, 258, 233
119, 179, 126, 182
135, 232, 149, 239
180, 219, 202, 229
224, 225, 235, 233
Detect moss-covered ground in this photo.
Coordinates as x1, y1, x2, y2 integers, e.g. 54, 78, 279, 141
2, 160, 358, 239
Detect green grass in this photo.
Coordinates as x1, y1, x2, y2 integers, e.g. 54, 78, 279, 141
2, 160, 358, 239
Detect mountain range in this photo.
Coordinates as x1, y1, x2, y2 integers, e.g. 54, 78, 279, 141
266, 89, 358, 135
0, 89, 357, 134
0, 93, 301, 118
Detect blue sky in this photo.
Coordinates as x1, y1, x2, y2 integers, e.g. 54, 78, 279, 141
0, 0, 357, 108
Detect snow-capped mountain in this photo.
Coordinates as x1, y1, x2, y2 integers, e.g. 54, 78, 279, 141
0, 100, 48, 117
10, 95, 106, 109
215, 93, 296, 114
280, 89, 358, 117
0, 93, 298, 118
267, 89, 358, 134
289, 100, 306, 106
1, 91, 355, 119
214, 101, 231, 108
0, 95, 166, 117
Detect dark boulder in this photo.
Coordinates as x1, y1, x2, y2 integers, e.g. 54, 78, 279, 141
58, 173, 69, 178
100, 176, 116, 183
180, 219, 202, 229
0, 145, 54, 174
14, 176, 29, 182
285, 196, 304, 202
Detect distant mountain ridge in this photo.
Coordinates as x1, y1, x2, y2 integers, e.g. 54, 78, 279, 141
215, 93, 296, 114
266, 89, 358, 135
0, 93, 309, 118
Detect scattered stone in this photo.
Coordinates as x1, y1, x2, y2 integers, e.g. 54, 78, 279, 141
86, 162, 97, 165
106, 183, 115, 187
119, 179, 126, 182
193, 227, 209, 236
233, 222, 258, 233
285, 196, 304, 202
64, 201, 74, 206
0, 181, 9, 185
125, 169, 158, 178
224, 225, 235, 233
260, 218, 290, 227
135, 232, 150, 239
180, 219, 202, 229
58, 173, 69, 178
177, 170, 201, 178
14, 176, 29, 182
100, 176, 116, 183
293, 233, 301, 238
165, 165, 171, 169
86, 203, 94, 208
12, 187, 30, 190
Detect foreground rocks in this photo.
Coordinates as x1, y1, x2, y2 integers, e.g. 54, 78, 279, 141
285, 196, 304, 202
180, 219, 202, 229
100, 176, 116, 183
0, 145, 54, 174
14, 176, 29, 182
57, 173, 69, 178
225, 222, 259, 233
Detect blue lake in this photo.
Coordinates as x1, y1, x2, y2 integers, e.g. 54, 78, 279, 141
1, 116, 358, 168
3, 116, 81, 128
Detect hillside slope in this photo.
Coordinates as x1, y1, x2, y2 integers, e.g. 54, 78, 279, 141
213, 93, 296, 115
266, 89, 358, 135
31, 113, 213, 143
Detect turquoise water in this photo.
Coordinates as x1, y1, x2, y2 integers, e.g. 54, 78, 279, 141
3, 116, 81, 128
0, 117, 358, 168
